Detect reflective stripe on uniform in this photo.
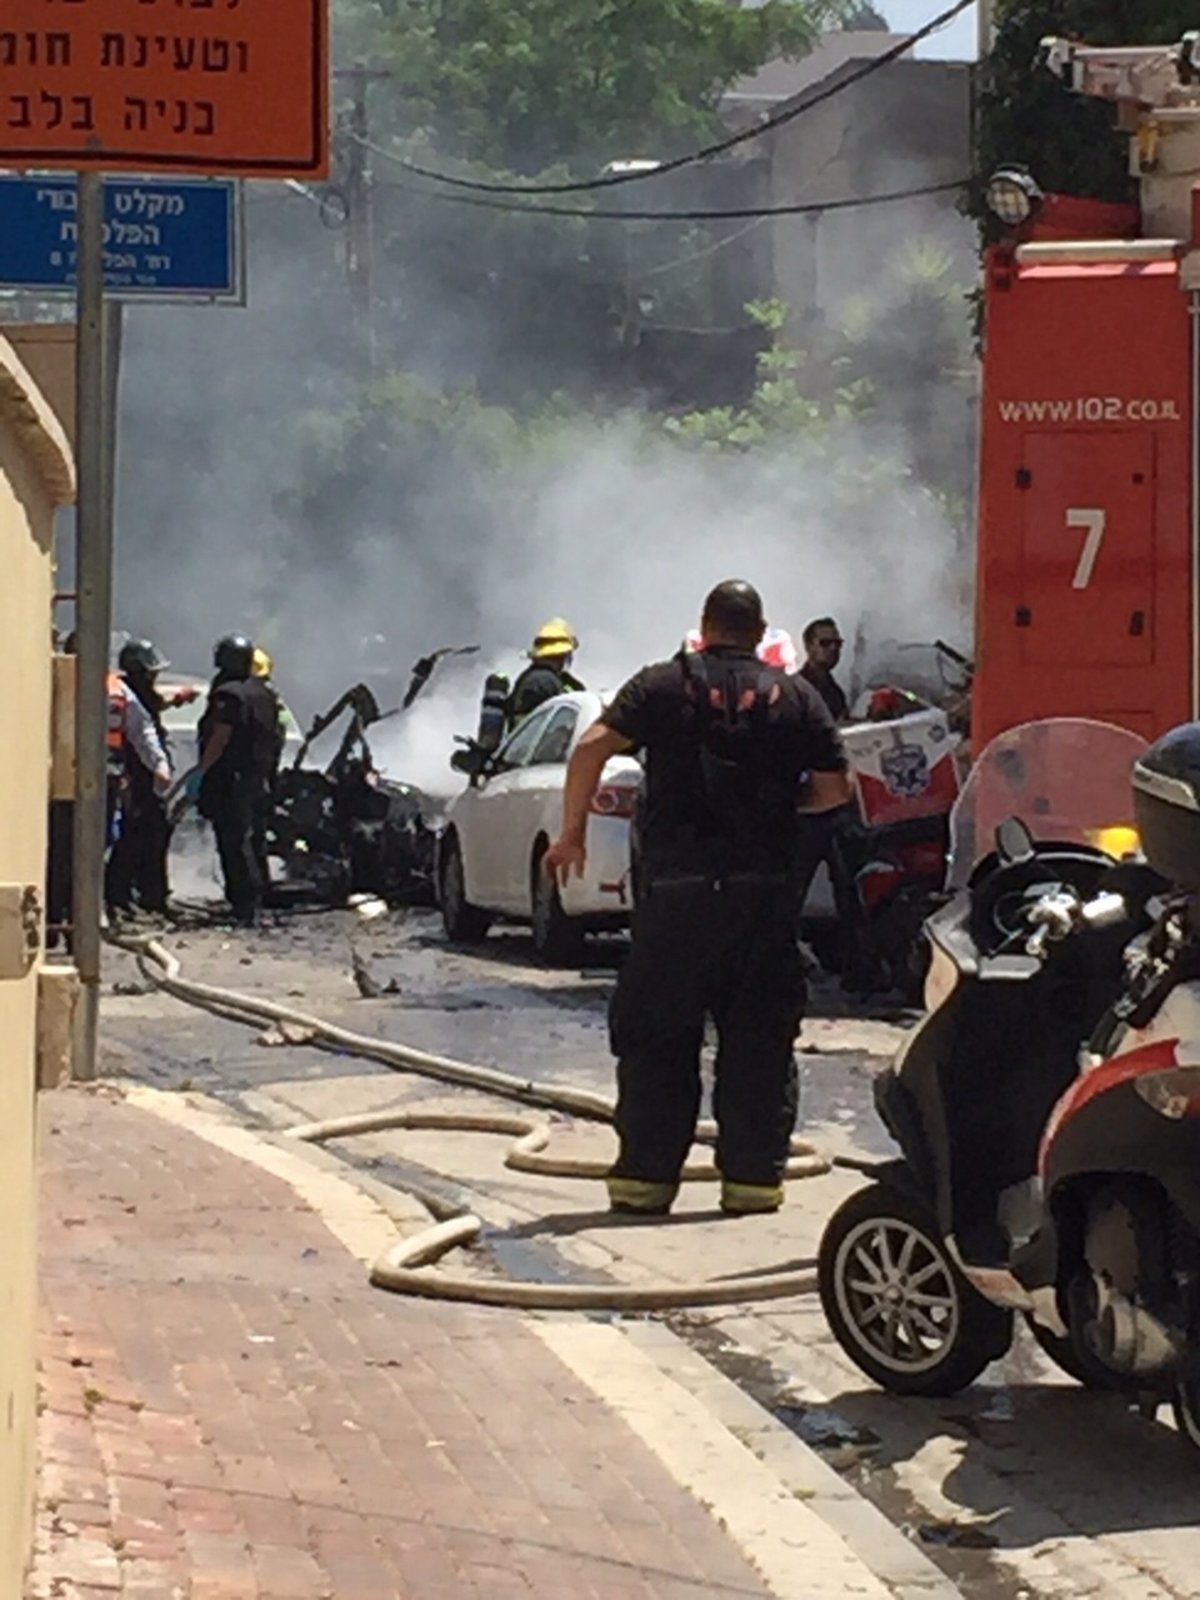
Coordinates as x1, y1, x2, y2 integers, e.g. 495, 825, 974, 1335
720, 1180, 784, 1215
606, 1176, 678, 1214
106, 673, 128, 779
106, 674, 126, 751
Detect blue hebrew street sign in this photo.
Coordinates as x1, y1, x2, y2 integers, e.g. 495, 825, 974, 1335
0, 174, 243, 301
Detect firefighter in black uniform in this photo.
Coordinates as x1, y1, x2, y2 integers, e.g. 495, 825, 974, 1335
196, 635, 282, 925
546, 581, 852, 1217
507, 617, 585, 729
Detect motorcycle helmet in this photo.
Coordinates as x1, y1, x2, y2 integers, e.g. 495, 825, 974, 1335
119, 638, 169, 677
213, 633, 254, 678
1131, 723, 1200, 889
683, 626, 797, 671
759, 627, 798, 673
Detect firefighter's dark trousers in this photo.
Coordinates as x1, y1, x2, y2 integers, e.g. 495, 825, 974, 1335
106, 780, 170, 913
209, 783, 270, 924
609, 872, 803, 1192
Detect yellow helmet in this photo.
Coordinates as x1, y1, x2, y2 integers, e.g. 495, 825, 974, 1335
531, 617, 578, 660
251, 647, 273, 679
1086, 824, 1140, 860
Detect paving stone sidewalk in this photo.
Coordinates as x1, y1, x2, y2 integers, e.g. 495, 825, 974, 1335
31, 1087, 774, 1600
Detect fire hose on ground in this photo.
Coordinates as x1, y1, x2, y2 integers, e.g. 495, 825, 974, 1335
117, 934, 843, 1312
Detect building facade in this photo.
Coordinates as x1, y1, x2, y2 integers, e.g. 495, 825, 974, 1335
0, 332, 74, 1591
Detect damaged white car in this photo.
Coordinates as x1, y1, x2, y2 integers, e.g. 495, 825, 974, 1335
438, 691, 640, 963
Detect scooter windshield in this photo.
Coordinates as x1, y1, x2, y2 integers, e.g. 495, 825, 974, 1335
946, 718, 1148, 890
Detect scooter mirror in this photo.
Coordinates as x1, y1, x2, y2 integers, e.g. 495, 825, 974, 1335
996, 815, 1035, 865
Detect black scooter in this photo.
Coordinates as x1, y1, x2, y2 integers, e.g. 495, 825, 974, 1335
818, 815, 1171, 1402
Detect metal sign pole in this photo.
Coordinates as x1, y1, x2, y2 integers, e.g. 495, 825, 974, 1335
71, 170, 113, 1083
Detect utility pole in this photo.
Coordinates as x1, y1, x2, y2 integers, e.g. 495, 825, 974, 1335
977, 0, 995, 61
72, 172, 115, 1083
335, 64, 391, 376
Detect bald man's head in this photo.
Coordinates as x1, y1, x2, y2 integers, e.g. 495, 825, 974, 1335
700, 581, 767, 650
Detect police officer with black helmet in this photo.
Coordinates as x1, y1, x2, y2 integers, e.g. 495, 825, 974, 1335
546, 581, 852, 1218
196, 634, 282, 925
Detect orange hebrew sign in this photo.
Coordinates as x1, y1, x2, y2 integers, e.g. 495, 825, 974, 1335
0, 0, 329, 177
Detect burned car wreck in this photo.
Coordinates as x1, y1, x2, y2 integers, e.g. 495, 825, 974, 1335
266, 648, 475, 906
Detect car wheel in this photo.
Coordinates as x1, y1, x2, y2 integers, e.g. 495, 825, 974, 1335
440, 834, 492, 944
531, 845, 585, 966
1025, 1314, 1127, 1391
819, 1182, 1013, 1396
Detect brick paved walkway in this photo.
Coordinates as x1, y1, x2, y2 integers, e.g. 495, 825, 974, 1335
30, 1088, 774, 1600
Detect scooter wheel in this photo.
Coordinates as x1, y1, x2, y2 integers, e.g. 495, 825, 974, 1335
819, 1182, 1013, 1397
1172, 1379, 1200, 1457
1024, 1315, 1127, 1392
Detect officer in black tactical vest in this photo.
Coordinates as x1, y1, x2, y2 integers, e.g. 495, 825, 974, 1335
196, 635, 283, 926
546, 581, 852, 1217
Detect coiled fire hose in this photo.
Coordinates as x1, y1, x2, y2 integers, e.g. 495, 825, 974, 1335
119, 934, 835, 1311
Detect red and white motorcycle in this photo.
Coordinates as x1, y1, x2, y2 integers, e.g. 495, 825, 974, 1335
819, 717, 1200, 1452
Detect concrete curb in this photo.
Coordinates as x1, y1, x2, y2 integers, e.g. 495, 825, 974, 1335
618, 1319, 962, 1600
535, 1316, 960, 1600
119, 1082, 410, 1266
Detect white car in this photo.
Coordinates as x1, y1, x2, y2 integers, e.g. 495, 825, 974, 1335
438, 690, 641, 962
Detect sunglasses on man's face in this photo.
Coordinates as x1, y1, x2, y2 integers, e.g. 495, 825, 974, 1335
815, 637, 843, 650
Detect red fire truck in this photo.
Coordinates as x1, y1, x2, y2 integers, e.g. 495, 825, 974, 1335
974, 35, 1200, 748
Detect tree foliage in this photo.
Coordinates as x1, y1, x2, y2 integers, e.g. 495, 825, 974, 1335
672, 259, 974, 501
666, 299, 873, 451
972, 2, 1197, 239
286, 244, 976, 545
840, 3, 889, 27
340, 0, 851, 173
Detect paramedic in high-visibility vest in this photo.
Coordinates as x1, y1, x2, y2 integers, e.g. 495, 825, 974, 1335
104, 663, 172, 919
546, 581, 851, 1218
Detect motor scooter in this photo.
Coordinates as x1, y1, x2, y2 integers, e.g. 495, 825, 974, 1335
801, 683, 961, 1001
817, 717, 1200, 1450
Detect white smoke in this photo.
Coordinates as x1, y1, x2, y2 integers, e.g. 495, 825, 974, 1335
368, 412, 965, 799
109, 183, 974, 815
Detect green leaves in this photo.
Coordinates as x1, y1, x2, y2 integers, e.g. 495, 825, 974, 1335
344, 0, 849, 174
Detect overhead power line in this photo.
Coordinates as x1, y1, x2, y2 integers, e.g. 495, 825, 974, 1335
354, 0, 975, 197
383, 175, 970, 222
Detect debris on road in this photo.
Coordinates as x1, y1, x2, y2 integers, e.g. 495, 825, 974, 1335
255, 1019, 319, 1048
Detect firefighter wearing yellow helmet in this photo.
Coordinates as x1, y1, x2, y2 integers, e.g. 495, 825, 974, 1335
246, 646, 287, 784
507, 617, 585, 729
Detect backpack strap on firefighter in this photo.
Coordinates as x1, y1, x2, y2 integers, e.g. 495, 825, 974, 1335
678, 647, 782, 731
677, 649, 791, 855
